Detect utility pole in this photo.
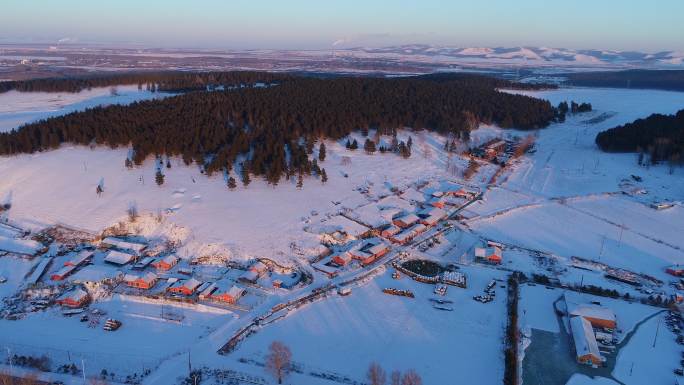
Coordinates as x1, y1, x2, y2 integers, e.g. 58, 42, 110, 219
6, 347, 12, 375
653, 315, 661, 348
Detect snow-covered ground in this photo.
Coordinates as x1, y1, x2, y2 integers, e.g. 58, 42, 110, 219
0, 85, 169, 132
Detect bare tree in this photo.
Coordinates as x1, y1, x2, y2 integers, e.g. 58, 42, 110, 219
401, 369, 422, 385
390, 370, 402, 385
367, 362, 386, 385
265, 341, 292, 384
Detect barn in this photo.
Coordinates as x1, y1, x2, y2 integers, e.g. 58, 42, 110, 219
123, 272, 158, 290
64, 250, 93, 267
211, 285, 245, 304
51, 265, 77, 281
56, 288, 90, 308
569, 305, 617, 329
331, 252, 352, 266
667, 265, 684, 277
168, 278, 202, 295
570, 316, 604, 366
152, 255, 179, 271
393, 213, 420, 228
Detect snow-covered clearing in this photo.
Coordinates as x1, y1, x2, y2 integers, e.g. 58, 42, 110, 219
0, 86, 169, 132
232, 266, 508, 385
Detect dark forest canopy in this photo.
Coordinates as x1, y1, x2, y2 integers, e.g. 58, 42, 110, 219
596, 109, 684, 164
563, 70, 684, 92
0, 74, 559, 185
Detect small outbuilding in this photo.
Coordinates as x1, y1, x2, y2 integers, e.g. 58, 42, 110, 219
152, 255, 179, 271
56, 288, 90, 308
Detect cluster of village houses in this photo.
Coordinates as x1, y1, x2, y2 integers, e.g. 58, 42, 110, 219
45, 237, 289, 311
311, 183, 481, 278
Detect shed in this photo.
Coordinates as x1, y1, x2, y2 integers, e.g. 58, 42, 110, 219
152, 255, 179, 271
104, 250, 135, 266
56, 288, 90, 308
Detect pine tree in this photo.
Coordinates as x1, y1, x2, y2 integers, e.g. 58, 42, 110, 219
350, 139, 359, 150
241, 166, 251, 187
364, 139, 376, 154
296, 173, 303, 189
318, 143, 326, 162
345, 139, 351, 149
125, 158, 133, 169
166, 159, 171, 169
321, 168, 328, 183
407, 135, 413, 149
155, 169, 165, 186
227, 176, 237, 190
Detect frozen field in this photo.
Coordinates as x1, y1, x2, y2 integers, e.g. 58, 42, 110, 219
0, 85, 168, 132
231, 266, 508, 385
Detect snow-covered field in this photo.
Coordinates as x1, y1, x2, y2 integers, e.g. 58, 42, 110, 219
0, 85, 168, 132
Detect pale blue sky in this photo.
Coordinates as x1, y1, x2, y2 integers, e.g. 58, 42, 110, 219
1, 0, 682, 51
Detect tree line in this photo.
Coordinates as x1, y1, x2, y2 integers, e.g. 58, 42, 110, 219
0, 71, 293, 94
595, 108, 684, 167
0, 73, 559, 185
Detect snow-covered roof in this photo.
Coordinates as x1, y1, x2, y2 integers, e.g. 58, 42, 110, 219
419, 207, 446, 218
0, 235, 42, 255
368, 242, 389, 255
226, 285, 244, 298
570, 316, 602, 361
381, 225, 402, 236
315, 215, 370, 238
57, 288, 88, 303
240, 270, 259, 281
182, 278, 202, 291
569, 305, 616, 323
104, 250, 135, 265
52, 264, 77, 278
66, 250, 93, 266
101, 237, 147, 253
394, 213, 420, 226
199, 283, 217, 298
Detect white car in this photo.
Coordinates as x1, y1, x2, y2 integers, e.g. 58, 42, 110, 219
0, 276, 7, 283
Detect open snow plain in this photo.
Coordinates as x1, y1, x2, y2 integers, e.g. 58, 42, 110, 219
0, 86, 683, 384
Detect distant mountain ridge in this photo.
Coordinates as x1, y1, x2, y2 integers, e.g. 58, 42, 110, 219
333, 44, 684, 68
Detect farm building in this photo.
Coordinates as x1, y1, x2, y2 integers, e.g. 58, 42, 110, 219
51, 265, 77, 281
570, 316, 604, 366
211, 285, 245, 304
393, 213, 420, 228
349, 239, 390, 266
123, 272, 158, 290
390, 223, 427, 245
55, 288, 90, 308
331, 251, 352, 266
418, 207, 447, 226
666, 265, 684, 277
380, 225, 402, 239
152, 255, 179, 271
568, 304, 617, 329
104, 250, 136, 266
64, 250, 93, 267
429, 197, 448, 209
133, 256, 155, 270
312, 262, 339, 278
101, 237, 147, 254
198, 283, 217, 300
168, 278, 203, 295
475, 246, 502, 264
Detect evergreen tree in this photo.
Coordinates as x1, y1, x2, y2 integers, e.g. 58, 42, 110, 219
407, 135, 413, 149
350, 139, 359, 150
125, 158, 133, 169
318, 142, 326, 162
227, 176, 237, 190
241, 165, 251, 187
155, 169, 165, 186
166, 159, 172, 168
321, 168, 328, 183
296, 173, 304, 189
345, 139, 351, 149
364, 138, 376, 154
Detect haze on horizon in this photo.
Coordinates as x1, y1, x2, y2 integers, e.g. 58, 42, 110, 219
1, 0, 683, 52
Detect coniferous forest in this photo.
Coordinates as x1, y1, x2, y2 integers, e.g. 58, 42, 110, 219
595, 109, 684, 165
0, 73, 559, 184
